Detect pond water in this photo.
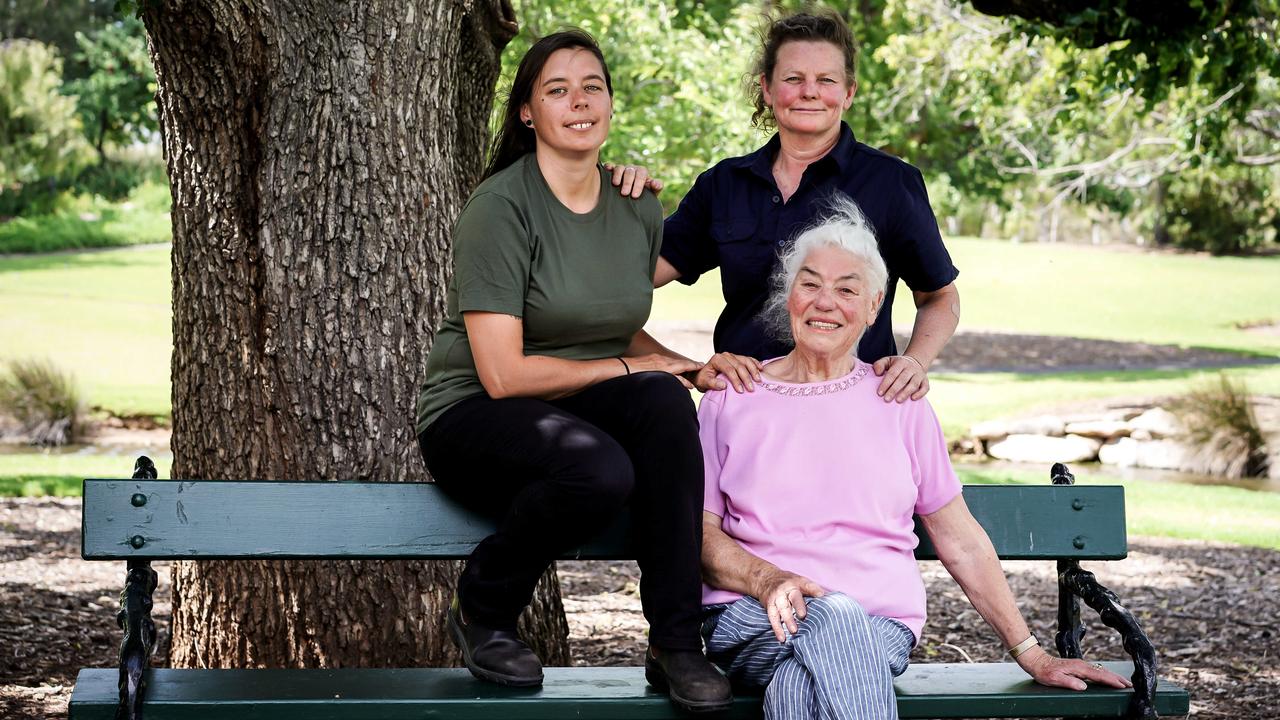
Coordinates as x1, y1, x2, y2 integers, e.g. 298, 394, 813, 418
954, 458, 1279, 493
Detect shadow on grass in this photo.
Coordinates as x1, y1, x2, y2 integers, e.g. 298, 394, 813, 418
0, 248, 163, 275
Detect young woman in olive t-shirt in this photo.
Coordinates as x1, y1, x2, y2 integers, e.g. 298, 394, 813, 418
414, 31, 731, 713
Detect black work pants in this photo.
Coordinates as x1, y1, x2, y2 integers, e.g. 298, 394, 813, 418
418, 371, 705, 651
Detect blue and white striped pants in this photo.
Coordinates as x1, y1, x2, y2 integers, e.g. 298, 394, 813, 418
702, 593, 914, 720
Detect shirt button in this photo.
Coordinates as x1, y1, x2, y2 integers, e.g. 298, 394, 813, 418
772, 195, 781, 203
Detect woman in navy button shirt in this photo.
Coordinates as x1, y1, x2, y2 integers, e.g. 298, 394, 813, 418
625, 10, 960, 402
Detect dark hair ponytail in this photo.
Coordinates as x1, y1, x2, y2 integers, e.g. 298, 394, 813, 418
484, 29, 613, 180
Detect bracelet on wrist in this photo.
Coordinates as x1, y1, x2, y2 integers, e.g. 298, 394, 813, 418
900, 353, 924, 370
618, 357, 631, 375
1008, 635, 1039, 659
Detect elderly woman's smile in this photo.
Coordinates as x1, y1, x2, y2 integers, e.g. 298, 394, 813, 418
786, 245, 881, 360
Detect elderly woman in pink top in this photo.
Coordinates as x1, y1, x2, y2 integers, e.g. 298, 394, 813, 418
697, 195, 1131, 718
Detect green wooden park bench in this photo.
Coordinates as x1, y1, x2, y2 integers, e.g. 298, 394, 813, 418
71, 458, 1190, 719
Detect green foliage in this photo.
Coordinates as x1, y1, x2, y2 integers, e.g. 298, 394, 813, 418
0, 40, 91, 194
1164, 168, 1280, 255
504, 0, 762, 208
0, 357, 86, 446
62, 16, 157, 162
1000, 0, 1280, 130
0, 0, 116, 80
863, 0, 1278, 250
72, 151, 164, 199
0, 178, 171, 253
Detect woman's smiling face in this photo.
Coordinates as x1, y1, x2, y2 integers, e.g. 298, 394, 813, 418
786, 245, 882, 358
521, 47, 612, 157
761, 40, 855, 138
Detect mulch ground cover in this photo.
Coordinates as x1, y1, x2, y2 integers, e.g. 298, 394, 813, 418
3, 498, 1277, 719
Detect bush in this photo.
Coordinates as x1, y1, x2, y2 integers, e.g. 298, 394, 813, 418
0, 40, 91, 195
1170, 374, 1270, 478
73, 160, 148, 200
0, 178, 171, 253
1163, 169, 1280, 255
0, 357, 87, 446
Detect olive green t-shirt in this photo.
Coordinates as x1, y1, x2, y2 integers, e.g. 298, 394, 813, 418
416, 154, 663, 433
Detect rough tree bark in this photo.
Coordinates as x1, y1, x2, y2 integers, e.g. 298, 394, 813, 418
141, 0, 571, 668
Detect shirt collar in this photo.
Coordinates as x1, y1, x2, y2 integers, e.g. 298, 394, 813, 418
730, 121, 857, 182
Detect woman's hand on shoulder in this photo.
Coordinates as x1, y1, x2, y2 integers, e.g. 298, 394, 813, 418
752, 570, 826, 643
694, 352, 763, 394
624, 353, 702, 389
605, 163, 664, 198
1018, 647, 1133, 691
872, 353, 929, 403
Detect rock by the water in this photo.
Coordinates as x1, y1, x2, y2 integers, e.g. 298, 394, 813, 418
1064, 419, 1131, 439
1127, 408, 1183, 438
971, 415, 1067, 440
1098, 437, 1189, 470
987, 434, 1102, 463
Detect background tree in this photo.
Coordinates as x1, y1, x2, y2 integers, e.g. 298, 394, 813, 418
63, 16, 157, 164
0, 0, 116, 79
139, 0, 570, 669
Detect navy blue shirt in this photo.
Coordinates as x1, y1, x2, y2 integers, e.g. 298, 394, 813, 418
661, 123, 958, 363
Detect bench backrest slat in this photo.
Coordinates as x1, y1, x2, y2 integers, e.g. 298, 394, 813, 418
82, 480, 1126, 561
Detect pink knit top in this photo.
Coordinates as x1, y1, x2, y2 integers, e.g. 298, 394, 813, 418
699, 359, 962, 641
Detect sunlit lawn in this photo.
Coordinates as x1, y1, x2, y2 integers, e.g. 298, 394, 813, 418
0, 245, 172, 417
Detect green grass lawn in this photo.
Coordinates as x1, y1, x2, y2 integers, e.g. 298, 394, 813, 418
908, 238, 1280, 356
0, 245, 172, 417
0, 452, 172, 497
959, 465, 1280, 551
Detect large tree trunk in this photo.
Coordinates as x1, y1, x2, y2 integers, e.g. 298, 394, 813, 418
142, 0, 571, 668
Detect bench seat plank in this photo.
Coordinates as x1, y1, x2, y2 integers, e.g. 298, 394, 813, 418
83, 481, 1127, 561
70, 662, 1188, 719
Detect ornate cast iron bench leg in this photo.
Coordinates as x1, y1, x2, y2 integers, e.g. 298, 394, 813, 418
1051, 463, 1159, 720
116, 456, 158, 720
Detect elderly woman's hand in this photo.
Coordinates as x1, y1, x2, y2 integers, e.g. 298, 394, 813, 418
872, 353, 929, 403
694, 352, 763, 393
751, 570, 826, 643
1017, 647, 1133, 691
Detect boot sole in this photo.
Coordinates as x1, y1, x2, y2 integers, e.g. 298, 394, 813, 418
645, 661, 734, 713
447, 607, 544, 688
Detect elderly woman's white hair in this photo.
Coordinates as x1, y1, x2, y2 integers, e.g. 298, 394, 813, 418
759, 193, 889, 352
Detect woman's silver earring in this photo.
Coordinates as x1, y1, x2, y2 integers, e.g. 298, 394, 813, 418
524, 119, 533, 127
